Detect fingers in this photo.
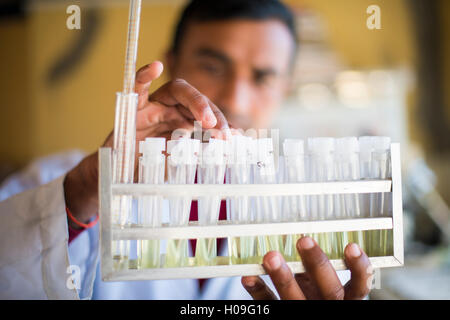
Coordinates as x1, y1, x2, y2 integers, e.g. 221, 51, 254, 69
261, 251, 306, 300
135, 62, 164, 108
241, 276, 278, 300
294, 273, 323, 300
149, 79, 229, 130
343, 243, 372, 300
207, 97, 229, 131
296, 236, 345, 300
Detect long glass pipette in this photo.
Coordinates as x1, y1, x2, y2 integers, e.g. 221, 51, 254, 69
111, 0, 142, 270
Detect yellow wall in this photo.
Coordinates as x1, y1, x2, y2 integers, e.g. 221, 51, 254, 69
0, 20, 32, 165
0, 0, 448, 168
441, 0, 450, 123
28, 3, 179, 160
287, 0, 415, 68
0, 2, 179, 167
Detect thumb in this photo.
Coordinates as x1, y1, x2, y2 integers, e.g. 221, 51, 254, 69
135, 61, 164, 109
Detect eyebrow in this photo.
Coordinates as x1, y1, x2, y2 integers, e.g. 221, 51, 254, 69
254, 67, 278, 78
195, 47, 280, 77
195, 47, 231, 66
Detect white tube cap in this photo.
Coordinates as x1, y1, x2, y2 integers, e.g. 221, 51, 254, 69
202, 139, 226, 165
255, 138, 274, 162
283, 139, 304, 156
359, 136, 391, 153
359, 136, 374, 152
139, 137, 166, 155
336, 137, 359, 153
372, 136, 391, 151
227, 135, 250, 164
246, 137, 257, 164
308, 137, 335, 154
167, 138, 200, 164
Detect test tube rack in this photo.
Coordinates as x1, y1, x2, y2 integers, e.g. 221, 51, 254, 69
99, 144, 403, 281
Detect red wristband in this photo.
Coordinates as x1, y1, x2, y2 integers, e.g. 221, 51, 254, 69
66, 207, 99, 229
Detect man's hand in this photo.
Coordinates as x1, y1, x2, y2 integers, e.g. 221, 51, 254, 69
241, 237, 373, 300
64, 61, 229, 228
103, 61, 229, 146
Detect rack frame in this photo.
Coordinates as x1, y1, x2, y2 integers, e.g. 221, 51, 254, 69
99, 144, 404, 281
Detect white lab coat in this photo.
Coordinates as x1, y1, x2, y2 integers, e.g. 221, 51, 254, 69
0, 150, 349, 300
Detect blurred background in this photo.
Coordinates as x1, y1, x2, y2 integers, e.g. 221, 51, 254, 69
0, 0, 449, 299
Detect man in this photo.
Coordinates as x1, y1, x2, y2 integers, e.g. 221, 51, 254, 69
0, 0, 372, 299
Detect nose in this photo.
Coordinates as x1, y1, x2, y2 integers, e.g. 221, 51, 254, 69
216, 77, 252, 126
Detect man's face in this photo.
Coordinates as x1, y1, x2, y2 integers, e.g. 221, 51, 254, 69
168, 19, 294, 130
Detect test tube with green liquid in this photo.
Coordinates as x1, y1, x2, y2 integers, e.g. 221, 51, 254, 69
165, 139, 199, 267
282, 139, 307, 262
196, 139, 226, 266
137, 138, 165, 269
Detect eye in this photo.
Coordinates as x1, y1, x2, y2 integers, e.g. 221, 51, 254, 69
254, 73, 273, 87
199, 61, 225, 77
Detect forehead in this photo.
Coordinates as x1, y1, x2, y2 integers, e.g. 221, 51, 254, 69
178, 19, 294, 71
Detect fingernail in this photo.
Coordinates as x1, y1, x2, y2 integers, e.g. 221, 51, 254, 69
347, 243, 361, 258
268, 254, 281, 270
299, 236, 315, 250
245, 279, 255, 288
203, 108, 217, 126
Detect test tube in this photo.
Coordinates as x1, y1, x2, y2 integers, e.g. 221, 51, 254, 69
359, 136, 375, 256
282, 139, 307, 261
111, 92, 138, 270
335, 137, 364, 254
226, 136, 256, 264
137, 138, 165, 269
307, 138, 337, 258
165, 138, 199, 267
359, 136, 375, 217
111, 0, 142, 271
370, 137, 391, 256
196, 139, 226, 266
254, 138, 282, 257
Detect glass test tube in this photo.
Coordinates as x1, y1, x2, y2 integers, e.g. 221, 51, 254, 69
370, 137, 391, 256
254, 138, 283, 258
359, 136, 375, 255
165, 139, 199, 267
137, 138, 165, 269
282, 139, 307, 262
307, 138, 337, 258
112, 92, 138, 270
111, 0, 142, 271
227, 136, 256, 264
335, 137, 364, 255
196, 139, 226, 266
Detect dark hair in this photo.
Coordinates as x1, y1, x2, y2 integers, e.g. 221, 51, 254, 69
170, 0, 298, 54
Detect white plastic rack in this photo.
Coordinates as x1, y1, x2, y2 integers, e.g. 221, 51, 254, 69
99, 144, 403, 281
